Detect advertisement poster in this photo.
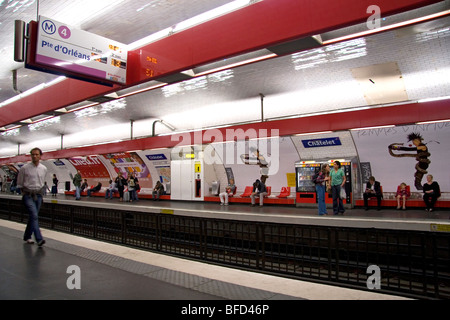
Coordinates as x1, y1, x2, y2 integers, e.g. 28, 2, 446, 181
145, 153, 171, 184
67, 156, 110, 186
103, 152, 153, 189
351, 122, 450, 193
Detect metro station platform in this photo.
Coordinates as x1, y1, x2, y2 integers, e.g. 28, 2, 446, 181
0, 219, 408, 302
1, 193, 449, 301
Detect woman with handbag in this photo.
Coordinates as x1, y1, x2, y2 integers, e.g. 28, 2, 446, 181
329, 161, 346, 215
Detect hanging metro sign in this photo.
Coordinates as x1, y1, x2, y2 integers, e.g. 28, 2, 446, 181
32, 16, 127, 85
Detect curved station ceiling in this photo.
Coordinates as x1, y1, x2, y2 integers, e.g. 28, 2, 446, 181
0, 0, 449, 162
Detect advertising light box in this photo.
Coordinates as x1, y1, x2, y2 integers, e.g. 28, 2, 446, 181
35, 16, 127, 84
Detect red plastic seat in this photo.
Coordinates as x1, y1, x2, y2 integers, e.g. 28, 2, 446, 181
240, 186, 253, 197
277, 187, 291, 198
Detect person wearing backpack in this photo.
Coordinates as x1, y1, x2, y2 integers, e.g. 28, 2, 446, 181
314, 164, 330, 216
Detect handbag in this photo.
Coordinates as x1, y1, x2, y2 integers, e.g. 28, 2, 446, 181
340, 187, 346, 199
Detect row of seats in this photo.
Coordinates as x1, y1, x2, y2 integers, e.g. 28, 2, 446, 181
64, 186, 171, 200
361, 184, 449, 208
238, 186, 292, 198
66, 185, 292, 199
204, 186, 295, 205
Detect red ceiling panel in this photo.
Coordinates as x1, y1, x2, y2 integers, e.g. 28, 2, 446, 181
0, 0, 441, 127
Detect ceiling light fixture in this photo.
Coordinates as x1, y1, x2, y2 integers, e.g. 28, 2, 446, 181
350, 125, 396, 131
127, 0, 261, 51
195, 53, 277, 77
172, 0, 257, 33
418, 95, 450, 103
416, 119, 450, 125
117, 83, 167, 98
0, 76, 66, 109
295, 131, 333, 136
323, 9, 450, 45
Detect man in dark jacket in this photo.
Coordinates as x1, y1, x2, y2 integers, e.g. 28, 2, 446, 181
250, 179, 267, 207
363, 176, 382, 210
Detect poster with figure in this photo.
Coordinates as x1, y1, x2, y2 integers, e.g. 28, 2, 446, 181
351, 122, 449, 193
388, 132, 430, 190
102, 152, 152, 189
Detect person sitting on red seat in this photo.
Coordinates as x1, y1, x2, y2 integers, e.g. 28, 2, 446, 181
363, 176, 382, 211
423, 174, 440, 212
396, 182, 410, 210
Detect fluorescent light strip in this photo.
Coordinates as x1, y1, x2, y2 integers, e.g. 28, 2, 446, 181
66, 102, 99, 113
295, 131, 333, 136
350, 125, 395, 131
323, 10, 450, 45
29, 115, 55, 124
418, 95, 450, 103
196, 53, 277, 77
173, 0, 254, 33
118, 54, 276, 99
1, 125, 22, 132
0, 76, 66, 109
127, 0, 259, 51
416, 119, 450, 125
118, 83, 167, 98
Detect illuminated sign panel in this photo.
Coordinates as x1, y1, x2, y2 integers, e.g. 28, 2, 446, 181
301, 137, 342, 148
35, 16, 127, 84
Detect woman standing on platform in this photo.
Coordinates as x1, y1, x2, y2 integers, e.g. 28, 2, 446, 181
330, 161, 346, 215
314, 164, 330, 216
115, 171, 127, 202
51, 174, 58, 197
423, 174, 440, 212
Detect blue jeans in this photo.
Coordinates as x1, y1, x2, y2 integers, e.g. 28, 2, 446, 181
129, 189, 138, 201
105, 189, 117, 199
22, 194, 43, 242
315, 184, 327, 215
75, 186, 81, 199
331, 185, 345, 215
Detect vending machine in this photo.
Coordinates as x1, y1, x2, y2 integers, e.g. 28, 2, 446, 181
295, 159, 354, 207
295, 161, 321, 205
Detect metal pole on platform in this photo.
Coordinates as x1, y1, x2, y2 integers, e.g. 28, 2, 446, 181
130, 119, 134, 140
259, 93, 265, 122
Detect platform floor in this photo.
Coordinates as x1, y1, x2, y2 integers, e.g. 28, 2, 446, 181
1, 193, 449, 302
0, 218, 410, 302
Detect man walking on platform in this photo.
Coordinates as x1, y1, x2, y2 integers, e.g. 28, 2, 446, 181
16, 147, 48, 247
